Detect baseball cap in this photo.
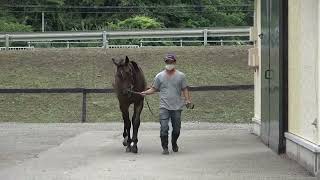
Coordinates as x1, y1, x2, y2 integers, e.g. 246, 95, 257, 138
164, 53, 176, 62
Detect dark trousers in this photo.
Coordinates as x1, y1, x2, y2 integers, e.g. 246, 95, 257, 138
159, 108, 182, 137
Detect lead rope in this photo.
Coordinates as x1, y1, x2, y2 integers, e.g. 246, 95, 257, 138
144, 96, 156, 117
126, 89, 157, 117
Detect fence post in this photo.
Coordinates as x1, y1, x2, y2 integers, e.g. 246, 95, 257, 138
102, 31, 108, 48
140, 40, 143, 47
28, 41, 31, 47
180, 39, 183, 47
41, 12, 45, 32
81, 91, 87, 123
5, 34, 9, 50
203, 29, 208, 46
67, 41, 70, 48
220, 39, 223, 46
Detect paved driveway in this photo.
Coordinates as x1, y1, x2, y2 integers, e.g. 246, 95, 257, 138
0, 123, 315, 180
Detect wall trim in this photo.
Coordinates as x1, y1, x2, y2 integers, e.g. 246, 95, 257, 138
285, 132, 320, 176
251, 117, 261, 136
285, 132, 320, 153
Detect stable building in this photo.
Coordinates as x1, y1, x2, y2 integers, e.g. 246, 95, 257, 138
251, 0, 320, 176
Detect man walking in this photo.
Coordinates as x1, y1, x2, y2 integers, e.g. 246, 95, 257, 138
140, 53, 191, 155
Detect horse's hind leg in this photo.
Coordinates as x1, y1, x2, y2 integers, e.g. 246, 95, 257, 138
131, 100, 143, 153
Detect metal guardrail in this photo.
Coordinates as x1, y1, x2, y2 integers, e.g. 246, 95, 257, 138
0, 85, 253, 122
140, 40, 253, 47
23, 39, 251, 48
0, 27, 252, 48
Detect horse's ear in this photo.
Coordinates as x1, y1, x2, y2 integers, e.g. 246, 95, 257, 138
125, 56, 129, 65
112, 58, 118, 66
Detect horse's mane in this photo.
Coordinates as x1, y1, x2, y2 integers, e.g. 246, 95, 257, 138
130, 61, 141, 73
129, 61, 146, 90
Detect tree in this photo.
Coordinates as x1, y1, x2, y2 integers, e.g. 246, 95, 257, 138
116, 16, 163, 29
1, 0, 253, 31
0, 10, 33, 32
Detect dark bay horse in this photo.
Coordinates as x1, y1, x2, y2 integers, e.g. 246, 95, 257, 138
112, 56, 146, 153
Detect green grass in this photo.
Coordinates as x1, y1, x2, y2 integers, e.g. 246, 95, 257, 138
0, 46, 253, 123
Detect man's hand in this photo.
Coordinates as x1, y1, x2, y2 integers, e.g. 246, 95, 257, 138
140, 87, 156, 97
140, 91, 147, 97
185, 100, 194, 109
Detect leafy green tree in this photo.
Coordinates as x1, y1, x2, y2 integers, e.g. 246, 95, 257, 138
0, 20, 33, 32
1, 0, 253, 31
117, 16, 163, 29
105, 16, 163, 45
0, 10, 33, 32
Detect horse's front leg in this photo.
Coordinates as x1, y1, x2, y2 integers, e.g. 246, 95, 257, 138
131, 100, 144, 153
123, 126, 128, 146
120, 104, 131, 152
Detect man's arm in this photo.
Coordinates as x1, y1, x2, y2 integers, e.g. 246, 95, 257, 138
182, 87, 191, 104
140, 87, 157, 96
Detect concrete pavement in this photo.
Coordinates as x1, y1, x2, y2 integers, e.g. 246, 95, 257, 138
0, 123, 316, 180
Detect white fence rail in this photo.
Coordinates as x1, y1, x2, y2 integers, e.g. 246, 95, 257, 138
107, 45, 140, 48
0, 47, 34, 51
0, 27, 252, 49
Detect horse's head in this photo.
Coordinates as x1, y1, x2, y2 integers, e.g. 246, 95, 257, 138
112, 56, 135, 94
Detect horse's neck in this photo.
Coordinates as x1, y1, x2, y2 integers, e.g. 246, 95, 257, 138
134, 71, 146, 90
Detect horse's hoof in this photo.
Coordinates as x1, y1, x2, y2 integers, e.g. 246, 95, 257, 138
123, 141, 127, 147
126, 146, 131, 153
131, 145, 138, 153
123, 136, 128, 146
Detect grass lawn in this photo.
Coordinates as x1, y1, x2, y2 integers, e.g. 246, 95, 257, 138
0, 46, 253, 123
